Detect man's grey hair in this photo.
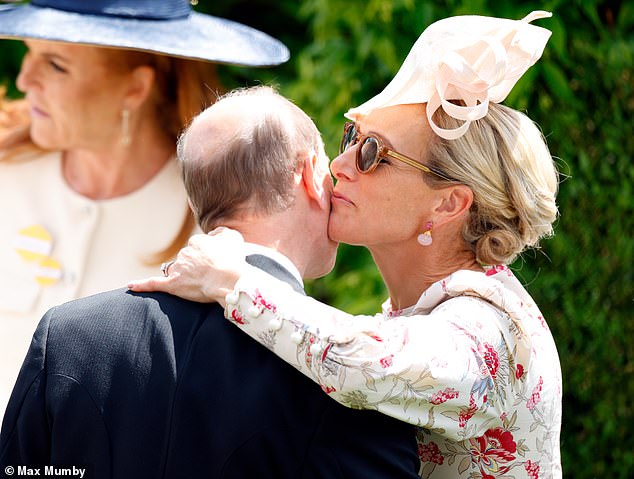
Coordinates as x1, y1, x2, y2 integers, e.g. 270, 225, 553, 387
178, 86, 325, 232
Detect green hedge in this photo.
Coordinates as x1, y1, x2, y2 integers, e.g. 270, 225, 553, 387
2, 1, 632, 477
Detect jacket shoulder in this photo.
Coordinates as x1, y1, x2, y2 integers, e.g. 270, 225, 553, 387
49, 288, 205, 329
44, 288, 214, 370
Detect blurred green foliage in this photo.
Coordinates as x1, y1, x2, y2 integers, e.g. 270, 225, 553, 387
0, 39, 24, 96
1, 0, 632, 477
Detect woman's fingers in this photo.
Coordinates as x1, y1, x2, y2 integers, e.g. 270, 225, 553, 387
127, 228, 247, 303
127, 275, 172, 293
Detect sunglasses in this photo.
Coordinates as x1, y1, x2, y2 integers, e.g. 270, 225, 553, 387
339, 122, 454, 181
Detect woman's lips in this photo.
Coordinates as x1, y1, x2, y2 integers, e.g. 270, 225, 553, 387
30, 105, 49, 118
332, 191, 354, 206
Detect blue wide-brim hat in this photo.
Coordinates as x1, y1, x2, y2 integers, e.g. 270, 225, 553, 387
0, 0, 289, 67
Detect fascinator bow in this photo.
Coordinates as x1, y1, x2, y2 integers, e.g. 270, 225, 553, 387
346, 11, 552, 140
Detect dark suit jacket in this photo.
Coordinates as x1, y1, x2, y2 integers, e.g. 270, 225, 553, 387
0, 255, 419, 478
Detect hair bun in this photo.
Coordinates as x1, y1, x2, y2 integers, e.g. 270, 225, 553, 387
475, 228, 523, 265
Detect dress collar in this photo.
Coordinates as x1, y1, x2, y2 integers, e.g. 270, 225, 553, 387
381, 265, 528, 318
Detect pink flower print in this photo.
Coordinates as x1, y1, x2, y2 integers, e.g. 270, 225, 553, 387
430, 387, 459, 405
418, 441, 444, 465
485, 264, 507, 276
524, 459, 540, 479
253, 290, 277, 313
321, 343, 332, 362
369, 334, 383, 342
231, 309, 244, 325
469, 427, 517, 477
479, 342, 499, 379
304, 335, 315, 368
526, 376, 543, 411
459, 396, 478, 427
379, 354, 394, 368
402, 327, 410, 346
321, 384, 336, 394
515, 364, 524, 380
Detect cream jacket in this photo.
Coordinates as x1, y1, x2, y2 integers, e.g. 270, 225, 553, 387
0, 152, 194, 415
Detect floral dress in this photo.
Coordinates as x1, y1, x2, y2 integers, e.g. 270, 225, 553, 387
223, 265, 562, 479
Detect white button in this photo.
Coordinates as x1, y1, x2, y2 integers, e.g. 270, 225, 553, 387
310, 343, 321, 356
225, 291, 240, 306
291, 331, 304, 344
268, 318, 283, 331
247, 305, 261, 318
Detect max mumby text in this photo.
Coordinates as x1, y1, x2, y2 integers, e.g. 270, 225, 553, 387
4, 465, 86, 478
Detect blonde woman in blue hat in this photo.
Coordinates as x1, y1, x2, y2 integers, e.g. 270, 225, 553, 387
0, 0, 288, 416
131, 11, 563, 479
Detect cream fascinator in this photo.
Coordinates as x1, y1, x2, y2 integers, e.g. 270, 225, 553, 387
345, 11, 552, 140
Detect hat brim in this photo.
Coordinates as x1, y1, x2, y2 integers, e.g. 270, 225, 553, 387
0, 3, 289, 67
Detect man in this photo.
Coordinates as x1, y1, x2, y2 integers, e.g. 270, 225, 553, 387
0, 87, 419, 478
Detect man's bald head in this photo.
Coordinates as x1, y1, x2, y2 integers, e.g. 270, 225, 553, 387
178, 86, 326, 231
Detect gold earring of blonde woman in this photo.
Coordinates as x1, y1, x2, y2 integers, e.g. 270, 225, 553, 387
120, 108, 131, 146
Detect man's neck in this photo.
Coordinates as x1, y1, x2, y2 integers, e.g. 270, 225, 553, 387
222, 211, 311, 281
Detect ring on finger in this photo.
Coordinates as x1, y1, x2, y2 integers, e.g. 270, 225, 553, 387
160, 260, 175, 277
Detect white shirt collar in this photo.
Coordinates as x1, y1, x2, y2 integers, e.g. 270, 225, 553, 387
243, 242, 304, 288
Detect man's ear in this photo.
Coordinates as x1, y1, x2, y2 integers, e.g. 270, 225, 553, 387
300, 150, 330, 210
433, 184, 473, 225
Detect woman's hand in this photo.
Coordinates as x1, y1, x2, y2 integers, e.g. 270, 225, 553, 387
128, 227, 248, 305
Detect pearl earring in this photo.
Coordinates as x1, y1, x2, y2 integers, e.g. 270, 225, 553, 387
417, 221, 433, 246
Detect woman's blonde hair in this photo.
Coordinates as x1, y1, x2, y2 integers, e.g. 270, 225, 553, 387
0, 48, 223, 264
427, 103, 559, 265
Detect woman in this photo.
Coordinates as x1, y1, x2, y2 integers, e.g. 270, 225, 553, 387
0, 0, 288, 415
131, 11, 562, 479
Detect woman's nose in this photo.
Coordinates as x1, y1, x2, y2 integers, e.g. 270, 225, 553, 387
16, 54, 36, 93
330, 148, 357, 181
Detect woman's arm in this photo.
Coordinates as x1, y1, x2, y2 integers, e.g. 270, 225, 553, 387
225, 268, 506, 439
129, 229, 507, 439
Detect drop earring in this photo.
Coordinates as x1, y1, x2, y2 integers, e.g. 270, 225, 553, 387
417, 221, 433, 246
120, 108, 131, 146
